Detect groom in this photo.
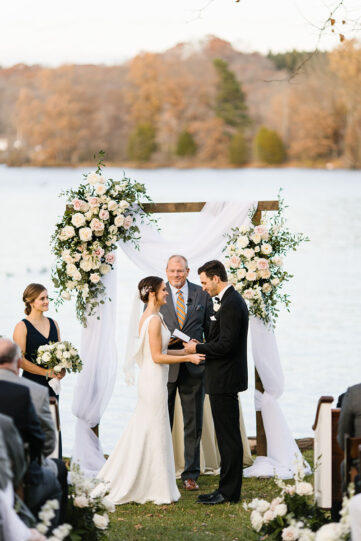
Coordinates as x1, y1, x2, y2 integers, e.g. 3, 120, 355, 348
184, 260, 248, 504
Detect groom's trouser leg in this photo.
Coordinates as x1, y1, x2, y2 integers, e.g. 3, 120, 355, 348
209, 392, 243, 502
178, 366, 205, 482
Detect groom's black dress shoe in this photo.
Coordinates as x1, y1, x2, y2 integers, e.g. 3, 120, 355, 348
198, 491, 237, 505
197, 489, 219, 502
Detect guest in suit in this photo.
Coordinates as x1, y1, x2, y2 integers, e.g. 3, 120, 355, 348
337, 382, 361, 494
160, 255, 213, 491
0, 338, 62, 522
184, 260, 248, 504
0, 413, 27, 492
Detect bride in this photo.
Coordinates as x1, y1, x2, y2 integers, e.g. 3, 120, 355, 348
96, 276, 205, 505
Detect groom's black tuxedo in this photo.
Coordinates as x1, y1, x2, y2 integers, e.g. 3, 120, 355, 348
196, 285, 248, 502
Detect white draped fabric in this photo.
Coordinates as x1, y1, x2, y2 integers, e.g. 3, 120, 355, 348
244, 317, 311, 478
72, 200, 307, 480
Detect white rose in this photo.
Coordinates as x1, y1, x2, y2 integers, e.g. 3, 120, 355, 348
63, 351, 71, 359
282, 526, 300, 541
99, 209, 109, 221
243, 248, 255, 260
271, 277, 280, 286
261, 243, 272, 255
73, 270, 82, 281
255, 246, 260, 252
71, 212, 86, 228
95, 184, 106, 196
74, 495, 89, 508
80, 201, 89, 212
93, 513, 109, 530
90, 273, 101, 284
66, 263, 77, 277
244, 288, 255, 300
263, 509, 275, 523
100, 263, 111, 275
85, 210, 93, 220
54, 365, 62, 373
259, 269, 271, 279
274, 503, 287, 517
55, 349, 63, 360
246, 271, 257, 281
108, 200, 118, 212
59, 225, 75, 241
256, 499, 270, 513
92, 259, 101, 269
246, 260, 257, 272
272, 256, 283, 267
102, 497, 116, 513
235, 282, 244, 293
114, 215, 125, 227
237, 235, 249, 249
250, 510, 263, 532
61, 291, 71, 300
80, 259, 93, 272
119, 200, 130, 210
61, 249, 74, 264
87, 172, 102, 185
251, 233, 261, 244
296, 482, 313, 496
239, 224, 249, 234
79, 227, 92, 242
262, 283, 272, 294
90, 218, 104, 232
236, 268, 247, 280
52, 524, 72, 539
42, 352, 51, 363
109, 225, 118, 234
36, 523, 48, 534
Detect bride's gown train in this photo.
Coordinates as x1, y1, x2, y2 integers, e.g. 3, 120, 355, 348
97, 315, 180, 505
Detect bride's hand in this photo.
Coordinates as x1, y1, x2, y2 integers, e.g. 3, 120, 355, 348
187, 353, 205, 365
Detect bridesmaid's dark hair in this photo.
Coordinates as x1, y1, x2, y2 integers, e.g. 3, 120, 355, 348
23, 283, 47, 315
138, 276, 163, 303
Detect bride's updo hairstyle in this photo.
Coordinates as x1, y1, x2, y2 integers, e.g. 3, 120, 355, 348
23, 283, 47, 315
138, 276, 163, 303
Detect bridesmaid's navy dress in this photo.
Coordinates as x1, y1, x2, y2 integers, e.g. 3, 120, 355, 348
22, 317, 62, 457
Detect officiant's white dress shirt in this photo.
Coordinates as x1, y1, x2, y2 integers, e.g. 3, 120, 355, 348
169, 281, 189, 315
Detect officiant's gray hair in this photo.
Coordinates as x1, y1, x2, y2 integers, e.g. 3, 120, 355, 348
167, 255, 189, 268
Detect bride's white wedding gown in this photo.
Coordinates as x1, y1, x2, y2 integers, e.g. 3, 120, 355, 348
97, 314, 180, 505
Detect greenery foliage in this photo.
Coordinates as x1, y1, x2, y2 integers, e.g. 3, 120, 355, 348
176, 131, 197, 157
128, 123, 158, 162
229, 131, 249, 165
213, 58, 249, 129
254, 126, 286, 165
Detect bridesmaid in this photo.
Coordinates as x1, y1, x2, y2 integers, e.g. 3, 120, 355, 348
13, 283, 65, 457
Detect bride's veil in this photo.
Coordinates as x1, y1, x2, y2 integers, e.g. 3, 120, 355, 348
123, 292, 145, 385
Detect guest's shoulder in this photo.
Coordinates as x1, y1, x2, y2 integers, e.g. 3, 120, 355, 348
12, 373, 48, 399
347, 383, 361, 399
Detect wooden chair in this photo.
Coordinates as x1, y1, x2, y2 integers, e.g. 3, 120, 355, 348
312, 396, 343, 508
344, 435, 361, 488
47, 397, 61, 459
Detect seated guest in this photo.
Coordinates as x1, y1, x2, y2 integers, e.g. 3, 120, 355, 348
0, 338, 68, 523
0, 424, 46, 541
0, 341, 61, 523
337, 383, 361, 493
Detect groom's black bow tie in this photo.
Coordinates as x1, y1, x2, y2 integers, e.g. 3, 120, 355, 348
214, 296, 221, 304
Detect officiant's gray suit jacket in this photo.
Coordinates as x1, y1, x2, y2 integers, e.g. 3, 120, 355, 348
160, 281, 213, 383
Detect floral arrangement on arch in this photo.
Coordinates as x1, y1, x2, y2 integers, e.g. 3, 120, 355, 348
244, 459, 352, 540
51, 154, 153, 326
224, 194, 309, 326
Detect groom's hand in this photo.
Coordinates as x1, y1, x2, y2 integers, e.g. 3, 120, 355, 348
183, 340, 198, 353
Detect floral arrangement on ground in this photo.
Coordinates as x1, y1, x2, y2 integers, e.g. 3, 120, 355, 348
224, 192, 309, 326
51, 153, 154, 325
244, 459, 353, 541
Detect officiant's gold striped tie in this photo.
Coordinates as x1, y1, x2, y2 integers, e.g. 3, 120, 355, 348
176, 289, 186, 329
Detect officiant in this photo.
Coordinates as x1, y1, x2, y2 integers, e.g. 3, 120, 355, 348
160, 255, 213, 491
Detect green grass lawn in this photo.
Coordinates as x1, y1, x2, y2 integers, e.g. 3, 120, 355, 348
106, 450, 313, 540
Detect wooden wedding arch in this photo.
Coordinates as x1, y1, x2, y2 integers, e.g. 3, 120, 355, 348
140, 199, 280, 456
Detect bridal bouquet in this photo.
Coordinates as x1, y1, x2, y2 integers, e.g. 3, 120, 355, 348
224, 193, 309, 326
36, 341, 82, 394
51, 152, 154, 326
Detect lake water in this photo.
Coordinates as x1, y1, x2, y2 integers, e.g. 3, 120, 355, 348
1, 165, 361, 456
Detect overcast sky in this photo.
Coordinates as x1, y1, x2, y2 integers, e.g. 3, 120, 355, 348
1, 0, 359, 66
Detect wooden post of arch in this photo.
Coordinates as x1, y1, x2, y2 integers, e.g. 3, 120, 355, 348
142, 200, 279, 456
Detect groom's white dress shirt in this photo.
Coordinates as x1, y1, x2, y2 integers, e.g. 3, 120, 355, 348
217, 284, 232, 302
169, 281, 189, 315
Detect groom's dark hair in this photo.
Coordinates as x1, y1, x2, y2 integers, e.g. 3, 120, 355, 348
198, 260, 228, 282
